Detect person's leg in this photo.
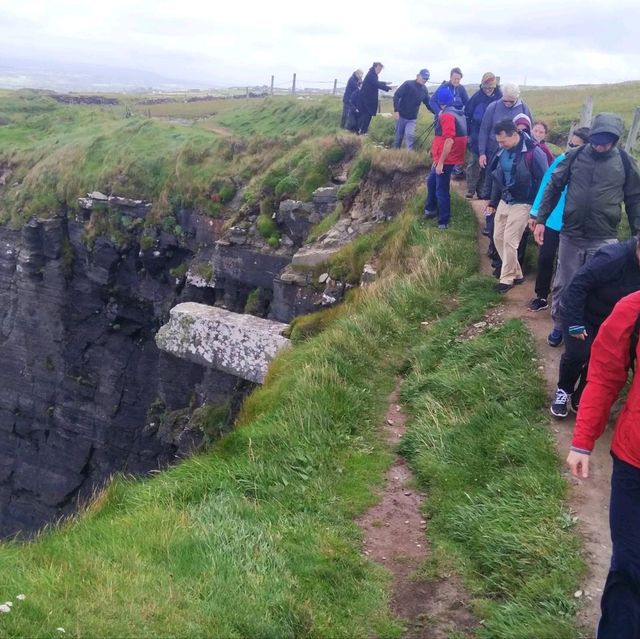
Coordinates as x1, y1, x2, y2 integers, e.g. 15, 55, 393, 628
597, 454, 640, 639
394, 117, 407, 148
517, 227, 530, 272
499, 203, 531, 285
340, 104, 349, 129
551, 235, 585, 332
465, 150, 479, 196
359, 112, 373, 134
424, 167, 437, 214
435, 165, 454, 226
405, 119, 417, 150
493, 201, 508, 274
557, 323, 593, 395
535, 227, 560, 300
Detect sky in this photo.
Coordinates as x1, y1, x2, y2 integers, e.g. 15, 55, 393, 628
0, 0, 639, 90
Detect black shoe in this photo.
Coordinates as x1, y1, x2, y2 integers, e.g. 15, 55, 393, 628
514, 277, 525, 285
465, 191, 474, 199
550, 388, 570, 418
492, 267, 501, 279
547, 329, 563, 348
423, 209, 437, 219
496, 283, 513, 294
528, 298, 549, 312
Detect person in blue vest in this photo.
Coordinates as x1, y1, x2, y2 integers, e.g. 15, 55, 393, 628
423, 86, 468, 229
355, 62, 392, 135
341, 69, 363, 129
464, 72, 502, 198
393, 69, 433, 149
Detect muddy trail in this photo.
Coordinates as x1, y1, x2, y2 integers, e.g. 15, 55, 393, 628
359, 184, 610, 636
358, 386, 476, 638
458, 183, 611, 632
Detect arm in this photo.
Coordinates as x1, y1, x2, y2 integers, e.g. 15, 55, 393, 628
376, 79, 391, 92
531, 155, 564, 217
624, 153, 640, 236
422, 88, 432, 113
393, 82, 406, 113
535, 153, 573, 225
568, 294, 640, 477
478, 101, 495, 160
459, 85, 469, 106
561, 248, 624, 330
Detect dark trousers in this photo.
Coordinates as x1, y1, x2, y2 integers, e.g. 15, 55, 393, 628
358, 112, 373, 134
557, 321, 597, 402
340, 103, 350, 128
598, 454, 640, 639
534, 227, 560, 299
425, 165, 454, 226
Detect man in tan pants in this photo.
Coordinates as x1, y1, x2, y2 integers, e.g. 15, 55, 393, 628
485, 118, 548, 293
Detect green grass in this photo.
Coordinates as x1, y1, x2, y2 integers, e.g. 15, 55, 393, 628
0, 195, 482, 639
399, 289, 584, 638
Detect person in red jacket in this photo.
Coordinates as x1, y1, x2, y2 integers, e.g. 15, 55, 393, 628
423, 85, 468, 229
567, 290, 640, 639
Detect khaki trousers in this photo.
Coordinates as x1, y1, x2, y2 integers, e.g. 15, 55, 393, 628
493, 201, 531, 285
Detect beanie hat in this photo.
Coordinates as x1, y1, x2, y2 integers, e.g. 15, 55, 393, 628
418, 68, 430, 81
436, 85, 454, 107
502, 82, 520, 100
513, 113, 532, 130
481, 72, 497, 89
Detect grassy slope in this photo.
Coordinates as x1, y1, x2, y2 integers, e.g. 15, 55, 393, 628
0, 194, 583, 638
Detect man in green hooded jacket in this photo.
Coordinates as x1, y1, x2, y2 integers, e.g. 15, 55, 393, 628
533, 112, 640, 348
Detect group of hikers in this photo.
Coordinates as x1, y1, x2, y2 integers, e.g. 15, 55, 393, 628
342, 62, 640, 638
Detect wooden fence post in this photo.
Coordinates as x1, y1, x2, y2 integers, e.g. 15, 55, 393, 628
332, 79, 337, 95
246, 87, 249, 100
580, 96, 594, 127
270, 75, 274, 95
292, 73, 296, 96
625, 107, 640, 153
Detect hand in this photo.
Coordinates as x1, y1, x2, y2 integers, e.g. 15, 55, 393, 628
484, 206, 496, 215
479, 154, 487, 169
435, 162, 444, 175
394, 112, 400, 121
528, 218, 537, 232
571, 330, 588, 341
533, 223, 545, 246
567, 450, 590, 479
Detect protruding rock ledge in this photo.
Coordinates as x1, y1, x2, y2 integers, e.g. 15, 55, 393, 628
155, 303, 290, 384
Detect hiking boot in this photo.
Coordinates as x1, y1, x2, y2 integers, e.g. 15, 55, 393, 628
547, 328, 563, 347
528, 297, 549, 312
550, 388, 571, 418
496, 283, 513, 294
423, 208, 437, 219
437, 224, 448, 230
514, 277, 525, 285
465, 191, 474, 199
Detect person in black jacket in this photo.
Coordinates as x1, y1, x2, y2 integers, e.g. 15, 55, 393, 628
550, 238, 640, 418
486, 119, 548, 293
341, 69, 363, 129
392, 68, 433, 149
356, 62, 392, 135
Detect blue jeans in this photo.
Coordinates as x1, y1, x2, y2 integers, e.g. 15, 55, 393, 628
425, 164, 454, 226
394, 117, 417, 149
598, 454, 640, 638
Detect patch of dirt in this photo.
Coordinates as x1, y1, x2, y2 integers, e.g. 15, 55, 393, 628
455, 182, 611, 631
458, 307, 505, 340
358, 386, 476, 638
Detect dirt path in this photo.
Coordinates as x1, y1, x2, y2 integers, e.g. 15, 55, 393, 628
457, 183, 611, 633
358, 386, 476, 638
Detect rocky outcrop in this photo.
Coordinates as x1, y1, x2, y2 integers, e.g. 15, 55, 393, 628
156, 303, 290, 383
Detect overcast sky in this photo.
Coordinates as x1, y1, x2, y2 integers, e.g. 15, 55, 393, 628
1, 0, 639, 89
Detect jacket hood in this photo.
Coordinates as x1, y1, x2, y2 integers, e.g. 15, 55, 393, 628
590, 112, 624, 138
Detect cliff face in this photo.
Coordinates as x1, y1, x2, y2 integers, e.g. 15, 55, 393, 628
0, 207, 246, 539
